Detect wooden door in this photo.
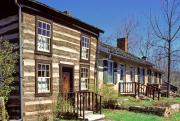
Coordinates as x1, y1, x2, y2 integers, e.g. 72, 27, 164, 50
62, 72, 70, 93
61, 66, 74, 93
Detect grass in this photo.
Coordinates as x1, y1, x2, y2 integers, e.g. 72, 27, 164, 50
117, 96, 180, 107
60, 97, 180, 121
103, 109, 180, 121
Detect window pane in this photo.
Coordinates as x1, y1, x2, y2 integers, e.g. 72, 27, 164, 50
38, 28, 41, 34
43, 23, 46, 29
38, 21, 42, 28
38, 64, 41, 70
42, 65, 46, 71
47, 24, 50, 30
47, 31, 50, 37
38, 71, 41, 77
46, 71, 49, 77
42, 30, 46, 36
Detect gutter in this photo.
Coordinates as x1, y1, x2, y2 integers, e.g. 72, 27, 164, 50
15, 0, 23, 120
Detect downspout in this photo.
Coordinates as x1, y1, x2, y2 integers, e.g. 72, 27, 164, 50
95, 36, 100, 92
15, 0, 23, 120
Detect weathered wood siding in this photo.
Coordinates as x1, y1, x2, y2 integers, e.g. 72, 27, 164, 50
22, 12, 97, 120
0, 14, 21, 120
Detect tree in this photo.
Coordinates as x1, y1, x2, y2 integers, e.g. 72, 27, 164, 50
116, 16, 139, 53
0, 40, 18, 103
150, 0, 180, 97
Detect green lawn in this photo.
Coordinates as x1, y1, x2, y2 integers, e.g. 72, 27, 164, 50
117, 96, 180, 107
104, 109, 180, 121
60, 97, 180, 121
60, 109, 180, 121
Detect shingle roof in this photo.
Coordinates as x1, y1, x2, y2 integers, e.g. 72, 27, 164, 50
99, 42, 154, 66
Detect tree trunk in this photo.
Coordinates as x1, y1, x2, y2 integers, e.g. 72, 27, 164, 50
167, 41, 171, 98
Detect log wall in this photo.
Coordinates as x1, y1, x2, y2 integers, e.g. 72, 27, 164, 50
22, 12, 98, 121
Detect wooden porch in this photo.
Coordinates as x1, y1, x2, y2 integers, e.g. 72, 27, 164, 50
118, 82, 161, 100
58, 91, 104, 120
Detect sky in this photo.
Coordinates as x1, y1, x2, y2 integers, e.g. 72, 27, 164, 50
38, 0, 180, 70
38, 0, 161, 38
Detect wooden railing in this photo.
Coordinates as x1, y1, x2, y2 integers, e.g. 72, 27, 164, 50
59, 91, 102, 120
119, 82, 161, 100
146, 84, 161, 100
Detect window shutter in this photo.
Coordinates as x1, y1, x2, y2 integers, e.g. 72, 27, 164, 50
113, 62, 117, 84
103, 60, 108, 84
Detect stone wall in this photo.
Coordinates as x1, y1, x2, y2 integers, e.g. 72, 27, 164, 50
104, 102, 180, 117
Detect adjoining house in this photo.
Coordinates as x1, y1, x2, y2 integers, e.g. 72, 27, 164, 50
0, 0, 104, 120
97, 38, 163, 98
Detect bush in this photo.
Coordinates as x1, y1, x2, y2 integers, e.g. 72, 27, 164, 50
103, 99, 118, 109
53, 94, 76, 121
0, 40, 18, 103
98, 84, 118, 107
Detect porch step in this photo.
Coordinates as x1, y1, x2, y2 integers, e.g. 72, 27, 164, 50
78, 110, 94, 116
79, 110, 105, 121
79, 114, 105, 121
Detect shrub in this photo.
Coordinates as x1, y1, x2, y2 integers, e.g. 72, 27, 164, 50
53, 94, 76, 121
98, 84, 118, 108
0, 40, 18, 103
0, 40, 18, 120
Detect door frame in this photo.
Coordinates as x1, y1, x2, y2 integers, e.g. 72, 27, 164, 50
59, 64, 74, 93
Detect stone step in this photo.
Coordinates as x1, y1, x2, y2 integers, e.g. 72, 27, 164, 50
85, 114, 105, 121
79, 114, 105, 121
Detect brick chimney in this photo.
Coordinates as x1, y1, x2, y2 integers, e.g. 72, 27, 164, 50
117, 38, 128, 52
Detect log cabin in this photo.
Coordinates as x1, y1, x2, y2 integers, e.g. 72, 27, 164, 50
0, 0, 104, 120
97, 38, 163, 99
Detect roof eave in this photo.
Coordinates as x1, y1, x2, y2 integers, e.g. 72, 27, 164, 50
18, 0, 104, 34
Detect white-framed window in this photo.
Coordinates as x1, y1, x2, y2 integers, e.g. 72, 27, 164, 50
80, 66, 89, 90
103, 60, 117, 84
37, 20, 51, 52
81, 35, 90, 60
37, 63, 51, 93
